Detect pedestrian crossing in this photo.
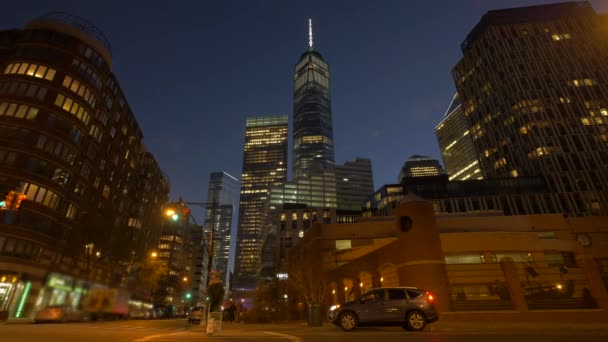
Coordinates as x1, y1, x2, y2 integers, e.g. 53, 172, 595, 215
74, 323, 189, 333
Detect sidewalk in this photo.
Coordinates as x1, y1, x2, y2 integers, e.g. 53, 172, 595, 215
426, 321, 608, 333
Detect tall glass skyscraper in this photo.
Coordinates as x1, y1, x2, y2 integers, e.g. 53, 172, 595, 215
234, 116, 288, 290
203, 171, 239, 285
436, 94, 482, 181
292, 20, 335, 178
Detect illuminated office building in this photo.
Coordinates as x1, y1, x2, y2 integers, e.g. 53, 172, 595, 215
453, 1, 608, 216
436, 94, 482, 181
398, 155, 444, 182
234, 116, 288, 290
292, 19, 335, 178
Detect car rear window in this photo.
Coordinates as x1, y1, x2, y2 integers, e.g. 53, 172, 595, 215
407, 290, 422, 298
388, 289, 406, 300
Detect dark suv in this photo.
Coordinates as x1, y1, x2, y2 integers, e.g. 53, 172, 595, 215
328, 287, 438, 331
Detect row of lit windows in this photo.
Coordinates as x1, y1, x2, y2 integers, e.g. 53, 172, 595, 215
63, 75, 96, 107
4, 62, 56, 81
88, 124, 103, 143
55, 93, 91, 126
19, 182, 60, 211
0, 80, 47, 101
528, 146, 560, 159
0, 102, 38, 120
65, 203, 77, 220
572, 79, 596, 87
127, 217, 142, 229
72, 58, 103, 89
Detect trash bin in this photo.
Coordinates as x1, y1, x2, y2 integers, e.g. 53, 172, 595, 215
307, 303, 322, 326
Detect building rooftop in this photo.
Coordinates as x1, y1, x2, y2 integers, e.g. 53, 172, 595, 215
461, 1, 595, 51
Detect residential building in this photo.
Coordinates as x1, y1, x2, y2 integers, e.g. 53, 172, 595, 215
234, 116, 288, 291
203, 171, 239, 286
452, 1, 608, 216
398, 155, 444, 182
292, 19, 335, 178
0, 13, 169, 319
436, 94, 482, 181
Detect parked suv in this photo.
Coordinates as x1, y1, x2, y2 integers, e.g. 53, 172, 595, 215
328, 287, 438, 331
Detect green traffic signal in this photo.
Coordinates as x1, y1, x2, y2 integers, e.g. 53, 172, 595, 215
171, 214, 179, 221
185, 293, 192, 299
0, 200, 5, 208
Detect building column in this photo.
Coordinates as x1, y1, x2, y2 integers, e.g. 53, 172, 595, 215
336, 280, 346, 304
500, 257, 528, 312
352, 277, 362, 299
372, 272, 382, 288
389, 200, 451, 312
576, 254, 608, 310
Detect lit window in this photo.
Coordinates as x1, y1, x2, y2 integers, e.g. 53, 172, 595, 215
335, 240, 351, 251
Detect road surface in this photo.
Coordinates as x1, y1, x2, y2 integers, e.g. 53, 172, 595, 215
2, 319, 608, 341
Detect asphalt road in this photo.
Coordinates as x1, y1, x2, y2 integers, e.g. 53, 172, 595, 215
2, 320, 608, 342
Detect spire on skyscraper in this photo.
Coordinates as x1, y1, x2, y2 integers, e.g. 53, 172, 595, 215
308, 18, 313, 50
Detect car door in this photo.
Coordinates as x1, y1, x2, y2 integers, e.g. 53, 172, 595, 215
355, 289, 386, 323
385, 289, 408, 322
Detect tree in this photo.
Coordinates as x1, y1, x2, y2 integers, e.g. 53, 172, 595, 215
129, 259, 167, 301
287, 243, 328, 305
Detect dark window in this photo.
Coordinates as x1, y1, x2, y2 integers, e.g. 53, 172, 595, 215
388, 289, 406, 300
407, 290, 422, 299
362, 289, 384, 302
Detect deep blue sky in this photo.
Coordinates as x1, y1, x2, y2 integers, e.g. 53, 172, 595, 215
2, 1, 607, 214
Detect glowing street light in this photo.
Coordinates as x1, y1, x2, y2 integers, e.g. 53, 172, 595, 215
182, 277, 188, 282
150, 251, 158, 258
165, 209, 175, 217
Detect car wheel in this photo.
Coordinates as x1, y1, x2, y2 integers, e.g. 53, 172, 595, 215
339, 312, 358, 332
405, 311, 426, 331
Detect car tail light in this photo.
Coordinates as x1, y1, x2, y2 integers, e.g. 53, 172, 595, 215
426, 292, 435, 302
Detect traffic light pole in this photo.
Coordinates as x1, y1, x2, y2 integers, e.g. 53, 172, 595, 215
182, 201, 218, 296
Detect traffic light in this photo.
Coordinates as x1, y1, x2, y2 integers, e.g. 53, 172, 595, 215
185, 292, 192, 300
14, 193, 26, 209
1, 191, 16, 211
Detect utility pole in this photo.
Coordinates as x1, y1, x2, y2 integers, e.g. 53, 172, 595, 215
182, 201, 217, 290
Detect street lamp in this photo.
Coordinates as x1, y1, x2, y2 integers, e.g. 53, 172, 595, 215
150, 251, 158, 258
183, 277, 188, 282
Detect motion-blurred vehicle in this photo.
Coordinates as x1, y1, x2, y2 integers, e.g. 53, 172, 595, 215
84, 288, 130, 320
34, 305, 83, 323
328, 287, 438, 331
187, 306, 204, 324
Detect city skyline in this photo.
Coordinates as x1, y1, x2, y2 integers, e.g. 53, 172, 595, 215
4, 1, 607, 212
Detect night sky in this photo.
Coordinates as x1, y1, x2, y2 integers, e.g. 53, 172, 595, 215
2, 0, 607, 221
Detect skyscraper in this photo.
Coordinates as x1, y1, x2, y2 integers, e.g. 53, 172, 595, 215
335, 158, 374, 211
292, 19, 335, 178
436, 94, 483, 181
203, 171, 239, 285
453, 1, 608, 216
234, 116, 288, 290
398, 155, 444, 182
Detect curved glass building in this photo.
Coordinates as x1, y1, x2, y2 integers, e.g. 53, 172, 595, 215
0, 13, 168, 318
